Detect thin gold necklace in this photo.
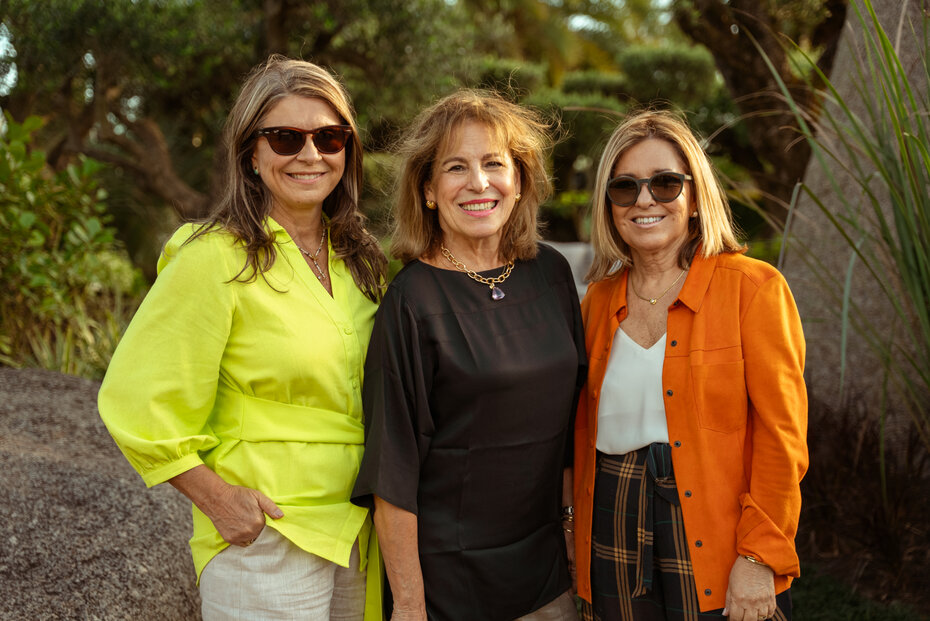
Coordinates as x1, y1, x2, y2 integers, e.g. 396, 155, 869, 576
294, 224, 328, 282
440, 244, 514, 301
629, 269, 686, 305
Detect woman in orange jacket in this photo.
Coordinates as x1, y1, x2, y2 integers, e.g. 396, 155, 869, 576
571, 110, 807, 621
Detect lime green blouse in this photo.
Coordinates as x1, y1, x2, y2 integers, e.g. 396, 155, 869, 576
98, 218, 382, 619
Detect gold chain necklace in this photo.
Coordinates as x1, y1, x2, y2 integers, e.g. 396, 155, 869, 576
294, 224, 328, 282
629, 269, 686, 305
440, 244, 514, 301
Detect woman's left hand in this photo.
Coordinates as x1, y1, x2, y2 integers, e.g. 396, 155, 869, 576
722, 556, 776, 620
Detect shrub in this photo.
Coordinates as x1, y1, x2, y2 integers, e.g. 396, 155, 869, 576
617, 44, 721, 111
799, 397, 929, 611
0, 113, 145, 378
472, 57, 548, 98
561, 70, 626, 99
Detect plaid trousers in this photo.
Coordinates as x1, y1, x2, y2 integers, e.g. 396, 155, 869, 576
581, 444, 791, 621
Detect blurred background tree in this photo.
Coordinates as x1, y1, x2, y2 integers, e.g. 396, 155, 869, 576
0, 0, 849, 260
672, 0, 848, 226
0, 0, 853, 346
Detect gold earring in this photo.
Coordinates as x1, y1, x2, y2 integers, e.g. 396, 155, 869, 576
426, 200, 437, 210
514, 193, 522, 203
690, 211, 698, 218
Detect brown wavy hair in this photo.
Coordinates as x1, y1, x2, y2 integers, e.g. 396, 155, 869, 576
587, 108, 743, 282
390, 89, 554, 264
191, 55, 386, 301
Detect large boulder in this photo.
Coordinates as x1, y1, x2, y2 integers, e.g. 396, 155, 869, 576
0, 368, 200, 620
781, 0, 928, 415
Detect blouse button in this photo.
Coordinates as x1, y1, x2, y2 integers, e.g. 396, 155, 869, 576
684, 490, 692, 498
673, 441, 681, 447
695, 540, 703, 547
704, 589, 712, 596
666, 389, 673, 396
670, 340, 678, 347
343, 326, 354, 335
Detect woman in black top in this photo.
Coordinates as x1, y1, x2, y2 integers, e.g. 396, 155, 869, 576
352, 90, 585, 621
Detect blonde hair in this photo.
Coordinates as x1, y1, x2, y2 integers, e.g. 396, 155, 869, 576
587, 109, 743, 282
194, 54, 386, 301
390, 89, 554, 264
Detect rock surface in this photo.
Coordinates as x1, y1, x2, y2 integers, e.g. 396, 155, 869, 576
781, 0, 928, 417
0, 368, 201, 620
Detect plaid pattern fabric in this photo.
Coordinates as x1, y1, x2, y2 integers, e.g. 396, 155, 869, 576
581, 445, 791, 621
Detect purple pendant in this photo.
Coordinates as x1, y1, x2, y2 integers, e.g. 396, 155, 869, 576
490, 287, 505, 301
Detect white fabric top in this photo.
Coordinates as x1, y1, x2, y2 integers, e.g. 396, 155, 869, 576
595, 327, 669, 454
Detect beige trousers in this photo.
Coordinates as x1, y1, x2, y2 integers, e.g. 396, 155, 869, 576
199, 527, 365, 620
516, 590, 580, 621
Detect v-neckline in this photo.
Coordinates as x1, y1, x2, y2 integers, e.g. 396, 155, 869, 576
617, 326, 666, 352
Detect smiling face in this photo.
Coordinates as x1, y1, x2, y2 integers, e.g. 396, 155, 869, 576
424, 120, 522, 254
610, 137, 695, 262
251, 95, 346, 220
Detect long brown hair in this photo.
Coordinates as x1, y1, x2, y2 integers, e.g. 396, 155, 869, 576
193, 55, 386, 301
390, 89, 554, 264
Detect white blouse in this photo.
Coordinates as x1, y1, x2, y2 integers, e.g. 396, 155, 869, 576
595, 327, 669, 455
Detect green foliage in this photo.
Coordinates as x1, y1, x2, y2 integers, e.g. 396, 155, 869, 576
526, 88, 626, 150
334, 0, 479, 122
793, 564, 925, 620
767, 0, 930, 452
617, 44, 721, 110
800, 396, 930, 610
1, 0, 255, 183
561, 70, 626, 98
523, 89, 626, 240
361, 151, 398, 239
471, 57, 549, 99
0, 114, 145, 378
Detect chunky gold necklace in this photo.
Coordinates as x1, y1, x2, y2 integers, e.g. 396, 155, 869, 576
629, 269, 686, 305
440, 244, 514, 301
294, 224, 328, 282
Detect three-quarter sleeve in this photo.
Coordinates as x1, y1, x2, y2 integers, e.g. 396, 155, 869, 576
98, 228, 235, 487
352, 287, 433, 515
735, 272, 808, 577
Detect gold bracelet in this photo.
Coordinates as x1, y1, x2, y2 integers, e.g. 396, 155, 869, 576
742, 555, 769, 568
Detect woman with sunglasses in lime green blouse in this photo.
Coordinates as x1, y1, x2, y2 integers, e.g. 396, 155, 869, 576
98, 55, 387, 620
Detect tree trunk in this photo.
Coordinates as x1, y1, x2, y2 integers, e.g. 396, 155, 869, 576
674, 0, 847, 228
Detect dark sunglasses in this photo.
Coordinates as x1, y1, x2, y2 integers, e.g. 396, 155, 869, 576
606, 172, 693, 207
255, 125, 353, 156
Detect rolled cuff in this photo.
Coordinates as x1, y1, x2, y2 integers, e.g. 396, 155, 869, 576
735, 492, 801, 578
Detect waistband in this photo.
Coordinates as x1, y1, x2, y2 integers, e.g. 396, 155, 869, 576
213, 388, 364, 445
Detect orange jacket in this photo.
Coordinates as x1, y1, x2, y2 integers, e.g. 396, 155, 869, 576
573, 251, 808, 612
